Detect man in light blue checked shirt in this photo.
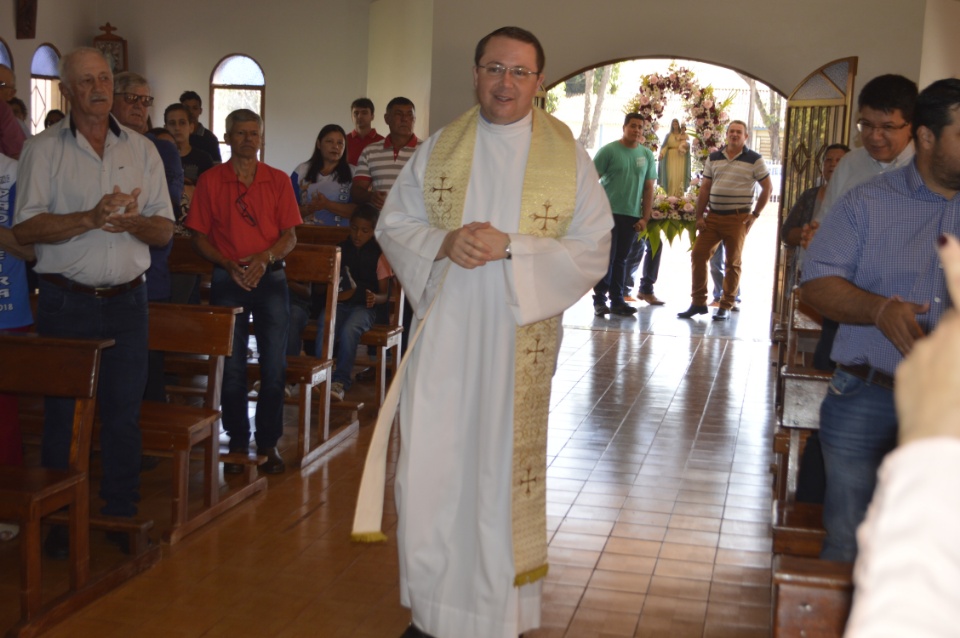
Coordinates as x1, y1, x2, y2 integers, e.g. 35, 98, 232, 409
801, 78, 960, 563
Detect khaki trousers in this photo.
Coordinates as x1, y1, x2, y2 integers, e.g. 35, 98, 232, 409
690, 212, 750, 309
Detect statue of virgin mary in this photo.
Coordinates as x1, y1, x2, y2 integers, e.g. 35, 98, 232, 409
657, 119, 691, 197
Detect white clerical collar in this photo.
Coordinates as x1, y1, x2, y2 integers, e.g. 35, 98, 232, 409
478, 110, 533, 133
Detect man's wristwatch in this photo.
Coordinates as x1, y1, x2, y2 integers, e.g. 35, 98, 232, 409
267, 251, 277, 265
504, 238, 512, 260
751, 210, 760, 218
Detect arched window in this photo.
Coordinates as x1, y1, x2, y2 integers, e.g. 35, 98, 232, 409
0, 38, 11, 67
210, 54, 265, 161
30, 43, 65, 134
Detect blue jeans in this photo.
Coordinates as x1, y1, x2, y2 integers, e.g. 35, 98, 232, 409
36, 278, 149, 517
818, 369, 898, 562
314, 302, 375, 390
593, 214, 638, 306
625, 238, 663, 295
210, 267, 289, 450
710, 246, 741, 302
286, 295, 311, 357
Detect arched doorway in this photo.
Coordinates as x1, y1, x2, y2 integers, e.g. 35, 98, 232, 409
547, 57, 855, 343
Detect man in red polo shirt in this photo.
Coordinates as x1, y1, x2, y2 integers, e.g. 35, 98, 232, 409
186, 108, 300, 474
346, 97, 384, 166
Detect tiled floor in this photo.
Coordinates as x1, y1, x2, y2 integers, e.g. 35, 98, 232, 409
1, 218, 781, 636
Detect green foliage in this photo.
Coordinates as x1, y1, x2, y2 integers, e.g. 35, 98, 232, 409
563, 63, 621, 97
545, 86, 561, 114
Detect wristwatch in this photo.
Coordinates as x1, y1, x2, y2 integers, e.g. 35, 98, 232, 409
268, 252, 277, 265
504, 238, 512, 260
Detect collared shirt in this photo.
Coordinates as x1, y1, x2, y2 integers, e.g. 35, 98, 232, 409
14, 115, 175, 287
185, 160, 301, 263
703, 146, 769, 211
354, 135, 422, 195
801, 160, 960, 375
816, 142, 916, 224
347, 128, 385, 166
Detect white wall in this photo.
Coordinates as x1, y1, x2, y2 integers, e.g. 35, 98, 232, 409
367, 0, 433, 137
428, 0, 927, 134
920, 0, 960, 88
0, 0, 96, 83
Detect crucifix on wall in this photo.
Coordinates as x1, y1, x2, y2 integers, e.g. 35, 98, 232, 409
16, 0, 38, 39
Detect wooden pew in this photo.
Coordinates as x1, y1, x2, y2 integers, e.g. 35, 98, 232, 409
295, 224, 350, 247
0, 334, 160, 638
166, 237, 355, 468
297, 222, 405, 408
141, 302, 269, 544
773, 555, 853, 637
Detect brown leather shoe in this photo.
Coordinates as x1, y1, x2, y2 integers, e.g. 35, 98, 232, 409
258, 447, 286, 474
639, 293, 665, 305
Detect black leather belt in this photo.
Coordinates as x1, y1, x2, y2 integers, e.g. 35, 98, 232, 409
837, 364, 895, 390
710, 207, 752, 216
40, 273, 145, 298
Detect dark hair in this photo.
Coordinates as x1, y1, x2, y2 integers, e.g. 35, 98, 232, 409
474, 26, 545, 74
304, 124, 352, 185
858, 74, 918, 122
912, 78, 960, 140
351, 97, 375, 115
148, 126, 171, 137
386, 96, 415, 113
179, 90, 202, 105
43, 109, 65, 128
164, 103, 190, 122
728, 120, 748, 134
623, 112, 642, 126
8, 97, 27, 116
825, 143, 851, 154
352, 203, 380, 228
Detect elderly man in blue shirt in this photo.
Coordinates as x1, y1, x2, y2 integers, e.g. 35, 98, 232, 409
801, 78, 960, 563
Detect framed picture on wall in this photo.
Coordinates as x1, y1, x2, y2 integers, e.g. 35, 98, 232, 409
93, 23, 127, 73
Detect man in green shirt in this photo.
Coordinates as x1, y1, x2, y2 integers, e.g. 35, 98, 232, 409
592, 112, 657, 316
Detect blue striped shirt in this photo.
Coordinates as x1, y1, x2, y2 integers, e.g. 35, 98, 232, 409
801, 160, 960, 375
703, 147, 768, 211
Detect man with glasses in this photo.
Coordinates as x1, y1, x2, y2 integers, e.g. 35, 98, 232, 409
800, 78, 959, 563
813, 74, 918, 228
355, 26, 611, 638
14, 48, 174, 556
186, 109, 300, 475
351, 96, 421, 210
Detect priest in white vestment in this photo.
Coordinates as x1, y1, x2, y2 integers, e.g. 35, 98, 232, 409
372, 27, 612, 638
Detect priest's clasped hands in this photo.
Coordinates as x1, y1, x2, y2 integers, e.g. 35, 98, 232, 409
437, 221, 511, 269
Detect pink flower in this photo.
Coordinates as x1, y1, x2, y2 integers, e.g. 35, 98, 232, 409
708, 146, 718, 153
703, 99, 714, 109
683, 203, 694, 212
640, 95, 650, 105
667, 196, 679, 205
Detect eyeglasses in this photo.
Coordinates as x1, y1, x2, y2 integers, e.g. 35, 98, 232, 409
116, 93, 155, 107
236, 192, 258, 227
856, 120, 909, 136
476, 64, 540, 80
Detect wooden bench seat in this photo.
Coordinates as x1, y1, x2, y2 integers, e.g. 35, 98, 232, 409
166, 237, 358, 468
0, 334, 161, 638
773, 554, 853, 637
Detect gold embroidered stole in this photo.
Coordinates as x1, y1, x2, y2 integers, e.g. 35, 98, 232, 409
422, 105, 578, 586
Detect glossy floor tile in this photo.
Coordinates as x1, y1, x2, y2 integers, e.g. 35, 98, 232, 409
1, 275, 779, 636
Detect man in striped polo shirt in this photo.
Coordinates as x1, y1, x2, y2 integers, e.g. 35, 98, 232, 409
352, 96, 422, 210
678, 120, 771, 321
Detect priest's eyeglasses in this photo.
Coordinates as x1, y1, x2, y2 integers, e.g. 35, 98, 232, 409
476, 64, 540, 81
115, 93, 155, 107
856, 120, 909, 136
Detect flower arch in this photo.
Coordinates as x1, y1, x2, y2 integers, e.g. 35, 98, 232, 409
623, 64, 732, 166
